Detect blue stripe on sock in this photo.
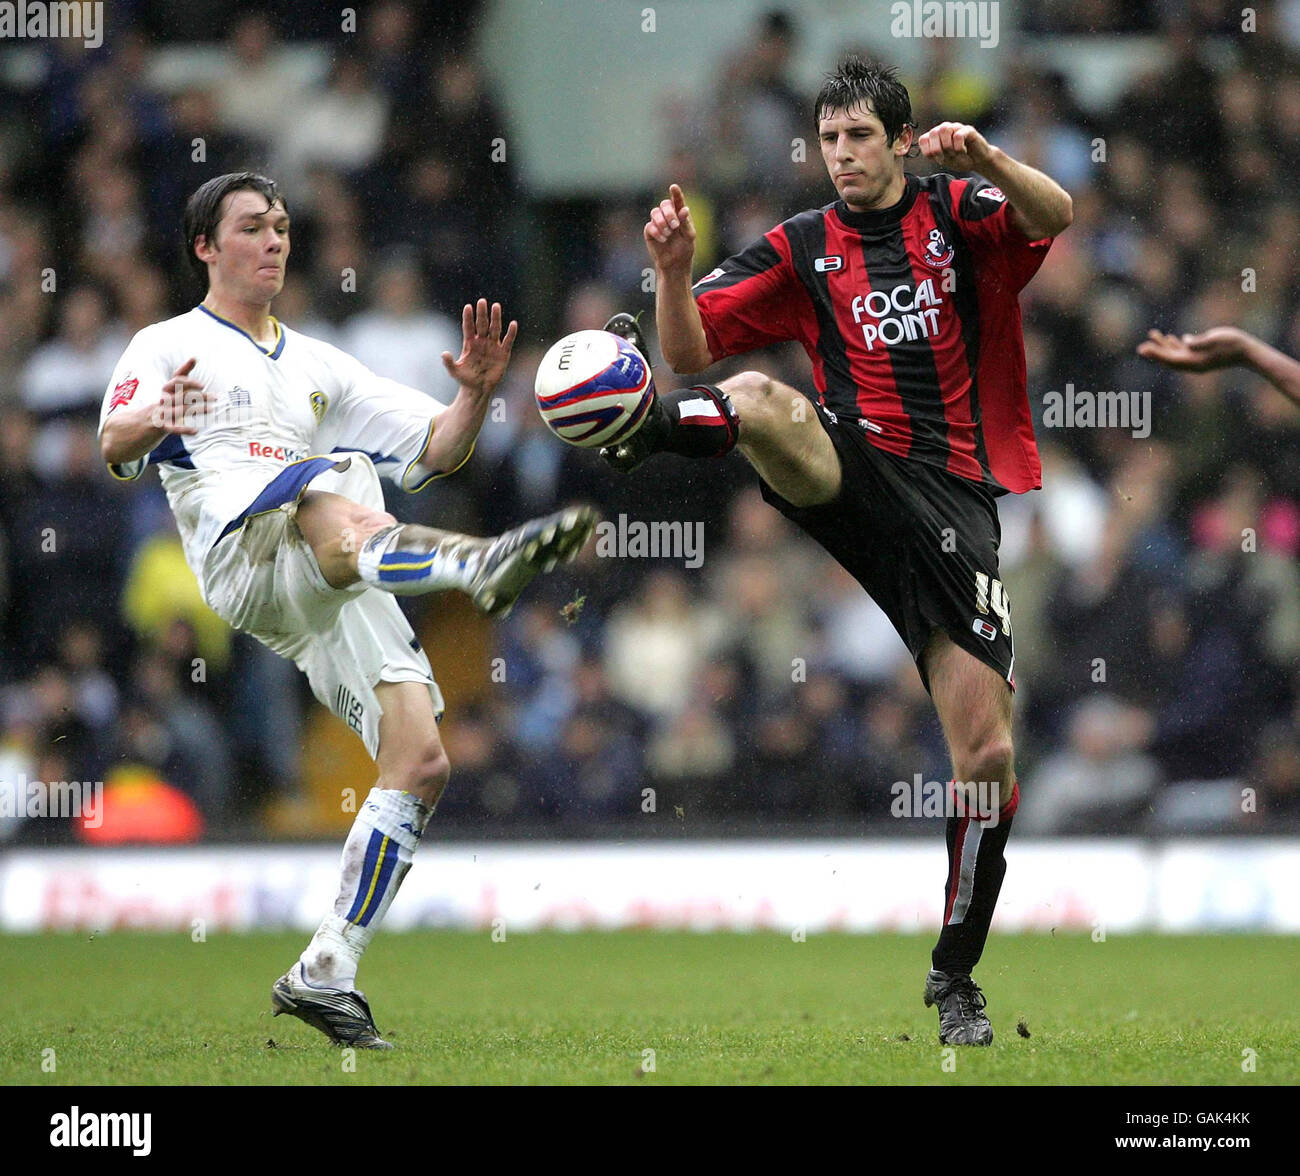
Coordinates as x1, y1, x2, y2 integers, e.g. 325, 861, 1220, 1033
344, 829, 385, 923
355, 842, 401, 927
378, 550, 439, 583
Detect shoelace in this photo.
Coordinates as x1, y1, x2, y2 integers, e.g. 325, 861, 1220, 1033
944, 976, 988, 1020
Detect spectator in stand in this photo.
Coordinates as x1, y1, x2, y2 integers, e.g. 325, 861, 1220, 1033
343, 252, 460, 400
144, 87, 264, 231
604, 569, 725, 722
56, 620, 118, 775
21, 284, 125, 421
76, 167, 148, 280
711, 11, 806, 200
1016, 697, 1162, 835
127, 648, 234, 821
0, 210, 52, 405
122, 514, 231, 674
362, 1, 424, 108
499, 598, 582, 753
275, 54, 389, 195
4, 423, 129, 665
1241, 722, 1300, 832
392, 53, 517, 214
215, 13, 307, 156
435, 700, 526, 821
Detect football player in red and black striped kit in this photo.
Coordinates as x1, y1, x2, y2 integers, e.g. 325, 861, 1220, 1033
602, 57, 1073, 1045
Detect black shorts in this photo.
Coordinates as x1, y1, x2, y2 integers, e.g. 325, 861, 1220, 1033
760, 406, 1015, 694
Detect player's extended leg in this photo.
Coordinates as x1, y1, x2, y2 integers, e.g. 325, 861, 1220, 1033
920, 629, 1021, 1046
722, 371, 842, 507
273, 681, 447, 1049
294, 490, 596, 616
604, 366, 842, 508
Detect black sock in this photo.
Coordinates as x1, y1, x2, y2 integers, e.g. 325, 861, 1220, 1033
661, 385, 739, 458
932, 781, 1020, 975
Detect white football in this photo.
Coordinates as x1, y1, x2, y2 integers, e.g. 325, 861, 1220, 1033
534, 329, 655, 448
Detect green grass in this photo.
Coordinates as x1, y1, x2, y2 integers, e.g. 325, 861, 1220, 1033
0, 931, 1294, 1085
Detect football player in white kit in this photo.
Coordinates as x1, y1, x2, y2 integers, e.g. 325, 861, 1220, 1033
99, 172, 596, 1048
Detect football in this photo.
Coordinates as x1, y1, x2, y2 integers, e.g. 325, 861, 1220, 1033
534, 329, 655, 448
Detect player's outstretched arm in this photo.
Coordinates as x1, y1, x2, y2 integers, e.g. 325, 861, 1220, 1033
100, 357, 214, 465
420, 298, 518, 474
1138, 326, 1300, 407
918, 122, 1073, 241
646, 184, 713, 373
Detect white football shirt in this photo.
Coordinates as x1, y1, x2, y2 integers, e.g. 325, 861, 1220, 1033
98, 305, 453, 587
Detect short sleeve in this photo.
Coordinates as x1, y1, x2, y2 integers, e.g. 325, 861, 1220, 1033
316, 347, 454, 492
97, 330, 177, 482
692, 226, 802, 361
949, 176, 1052, 292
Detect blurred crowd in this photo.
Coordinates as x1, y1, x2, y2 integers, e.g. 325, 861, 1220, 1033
1, 2, 1298, 842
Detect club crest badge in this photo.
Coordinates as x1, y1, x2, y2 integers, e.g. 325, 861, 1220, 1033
922, 228, 954, 268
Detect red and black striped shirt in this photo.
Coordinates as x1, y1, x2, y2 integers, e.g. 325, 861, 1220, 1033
693, 171, 1050, 494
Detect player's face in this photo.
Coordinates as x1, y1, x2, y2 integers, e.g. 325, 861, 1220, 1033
203, 189, 290, 302
819, 104, 910, 211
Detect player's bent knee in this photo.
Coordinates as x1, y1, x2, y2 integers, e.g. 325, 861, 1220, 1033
958, 735, 1015, 787
721, 370, 779, 420
350, 510, 398, 550
393, 742, 451, 803
298, 491, 395, 547
382, 743, 449, 805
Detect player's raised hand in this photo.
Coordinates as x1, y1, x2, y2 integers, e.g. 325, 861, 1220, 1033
443, 299, 518, 399
918, 122, 995, 172
1137, 327, 1248, 373
149, 357, 212, 435
644, 184, 696, 273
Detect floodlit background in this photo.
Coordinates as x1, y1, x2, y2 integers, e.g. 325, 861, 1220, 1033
0, 0, 1298, 933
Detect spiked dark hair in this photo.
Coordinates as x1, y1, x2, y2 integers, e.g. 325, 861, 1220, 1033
814, 56, 915, 145
182, 171, 286, 287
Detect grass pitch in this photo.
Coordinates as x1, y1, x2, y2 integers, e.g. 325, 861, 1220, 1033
1, 931, 1294, 1085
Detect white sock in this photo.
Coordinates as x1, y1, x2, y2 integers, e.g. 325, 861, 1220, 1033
299, 787, 433, 990
355, 523, 481, 597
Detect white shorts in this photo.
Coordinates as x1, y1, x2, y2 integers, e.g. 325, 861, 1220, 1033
201, 452, 445, 759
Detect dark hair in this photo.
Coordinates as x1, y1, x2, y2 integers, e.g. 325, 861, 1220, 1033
182, 172, 286, 287
814, 56, 914, 145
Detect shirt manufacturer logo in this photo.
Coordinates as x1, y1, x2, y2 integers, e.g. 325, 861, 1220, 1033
814, 255, 844, 272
